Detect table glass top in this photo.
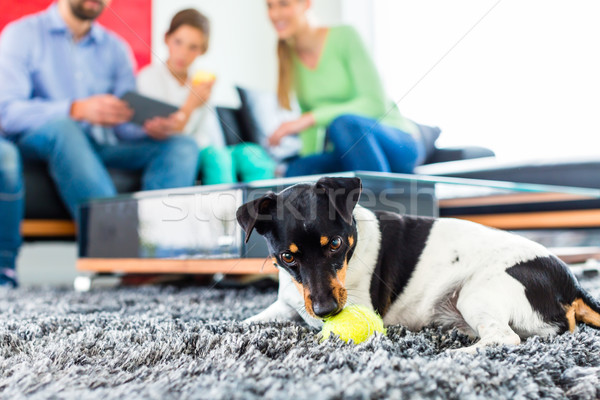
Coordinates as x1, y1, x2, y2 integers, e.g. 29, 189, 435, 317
85, 171, 600, 204
79, 172, 600, 260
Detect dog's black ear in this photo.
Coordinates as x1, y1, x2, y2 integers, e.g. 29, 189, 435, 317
315, 177, 362, 224
236, 192, 277, 243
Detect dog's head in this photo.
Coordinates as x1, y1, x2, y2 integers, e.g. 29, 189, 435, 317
236, 177, 362, 319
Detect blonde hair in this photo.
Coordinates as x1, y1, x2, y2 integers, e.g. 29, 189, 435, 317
277, 39, 294, 110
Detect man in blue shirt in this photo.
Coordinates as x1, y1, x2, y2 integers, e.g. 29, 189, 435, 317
0, 0, 200, 286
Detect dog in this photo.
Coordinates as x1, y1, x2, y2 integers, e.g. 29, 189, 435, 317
236, 176, 600, 352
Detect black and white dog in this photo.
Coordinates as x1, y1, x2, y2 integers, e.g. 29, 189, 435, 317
236, 177, 600, 352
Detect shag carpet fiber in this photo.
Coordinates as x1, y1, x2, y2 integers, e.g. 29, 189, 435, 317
1, 277, 600, 399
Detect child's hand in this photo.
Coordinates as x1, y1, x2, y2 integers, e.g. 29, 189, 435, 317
187, 79, 215, 110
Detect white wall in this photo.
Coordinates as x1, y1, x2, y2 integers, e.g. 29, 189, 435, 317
373, 0, 600, 161
152, 0, 344, 107
152, 1, 600, 163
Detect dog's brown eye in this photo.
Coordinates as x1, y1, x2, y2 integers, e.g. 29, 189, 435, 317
281, 252, 295, 264
330, 237, 342, 251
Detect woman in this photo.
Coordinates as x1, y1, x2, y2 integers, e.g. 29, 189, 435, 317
137, 9, 275, 184
266, 0, 424, 176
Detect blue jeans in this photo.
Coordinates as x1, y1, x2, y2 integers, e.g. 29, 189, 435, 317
0, 138, 23, 275
285, 114, 424, 177
15, 118, 200, 219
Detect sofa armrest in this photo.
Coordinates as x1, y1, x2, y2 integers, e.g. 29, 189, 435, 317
425, 146, 495, 165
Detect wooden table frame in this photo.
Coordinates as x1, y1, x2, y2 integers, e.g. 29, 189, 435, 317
77, 258, 278, 275
74, 190, 600, 275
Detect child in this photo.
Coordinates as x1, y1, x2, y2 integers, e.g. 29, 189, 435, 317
137, 9, 275, 185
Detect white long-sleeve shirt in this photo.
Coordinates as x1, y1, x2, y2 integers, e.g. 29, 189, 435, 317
136, 62, 225, 149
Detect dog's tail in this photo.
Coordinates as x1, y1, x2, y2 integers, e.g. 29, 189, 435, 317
567, 287, 600, 330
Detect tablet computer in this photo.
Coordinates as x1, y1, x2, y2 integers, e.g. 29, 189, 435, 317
121, 91, 179, 126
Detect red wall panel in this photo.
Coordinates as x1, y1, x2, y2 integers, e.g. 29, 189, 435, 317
0, 0, 152, 70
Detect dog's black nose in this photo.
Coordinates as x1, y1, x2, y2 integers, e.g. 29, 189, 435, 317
313, 300, 339, 318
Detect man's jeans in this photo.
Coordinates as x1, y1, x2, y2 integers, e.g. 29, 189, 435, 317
0, 138, 23, 273
15, 118, 200, 218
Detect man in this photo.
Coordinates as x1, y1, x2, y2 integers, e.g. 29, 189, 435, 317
0, 0, 200, 286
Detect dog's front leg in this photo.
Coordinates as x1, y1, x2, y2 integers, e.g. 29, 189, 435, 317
244, 269, 322, 328
244, 300, 300, 323
244, 269, 302, 324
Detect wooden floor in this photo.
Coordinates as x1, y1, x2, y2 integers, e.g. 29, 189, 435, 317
449, 209, 600, 230
440, 191, 600, 230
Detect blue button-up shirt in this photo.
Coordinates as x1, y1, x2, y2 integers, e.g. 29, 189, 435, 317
0, 3, 145, 141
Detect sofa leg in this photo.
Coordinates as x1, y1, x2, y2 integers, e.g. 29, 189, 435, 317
73, 276, 92, 292
73, 274, 121, 292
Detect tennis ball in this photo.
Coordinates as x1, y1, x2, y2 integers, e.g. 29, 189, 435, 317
192, 70, 216, 84
321, 304, 386, 344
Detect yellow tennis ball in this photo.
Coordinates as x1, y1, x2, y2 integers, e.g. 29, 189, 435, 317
321, 304, 386, 344
192, 70, 216, 85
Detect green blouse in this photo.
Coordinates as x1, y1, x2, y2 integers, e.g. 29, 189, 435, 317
293, 25, 418, 155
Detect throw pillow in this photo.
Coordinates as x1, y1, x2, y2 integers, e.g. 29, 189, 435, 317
413, 121, 442, 164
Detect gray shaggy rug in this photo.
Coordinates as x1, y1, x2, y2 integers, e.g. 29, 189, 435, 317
1, 277, 600, 400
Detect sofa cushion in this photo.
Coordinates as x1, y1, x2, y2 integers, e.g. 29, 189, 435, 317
24, 162, 68, 220
24, 161, 141, 220
216, 106, 246, 146
423, 146, 495, 165
413, 122, 441, 164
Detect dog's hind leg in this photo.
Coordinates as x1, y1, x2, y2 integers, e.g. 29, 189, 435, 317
450, 285, 521, 354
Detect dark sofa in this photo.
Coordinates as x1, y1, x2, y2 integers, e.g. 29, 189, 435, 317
23, 103, 495, 237
415, 157, 600, 190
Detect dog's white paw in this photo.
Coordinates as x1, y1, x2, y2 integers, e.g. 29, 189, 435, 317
447, 345, 483, 355
242, 314, 273, 324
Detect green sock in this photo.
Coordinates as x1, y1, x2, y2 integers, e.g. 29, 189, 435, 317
231, 143, 276, 182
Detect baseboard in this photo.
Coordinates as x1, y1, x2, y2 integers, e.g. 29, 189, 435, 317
22, 219, 76, 237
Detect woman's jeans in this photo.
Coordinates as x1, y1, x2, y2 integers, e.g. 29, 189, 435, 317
285, 114, 424, 177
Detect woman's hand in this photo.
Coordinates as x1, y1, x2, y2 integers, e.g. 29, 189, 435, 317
143, 111, 186, 140
268, 113, 315, 146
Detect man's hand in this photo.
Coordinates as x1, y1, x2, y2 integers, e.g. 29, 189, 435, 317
268, 113, 316, 147
70, 94, 133, 126
143, 111, 186, 140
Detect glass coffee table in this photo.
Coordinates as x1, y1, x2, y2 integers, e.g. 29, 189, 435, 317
76, 172, 600, 286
